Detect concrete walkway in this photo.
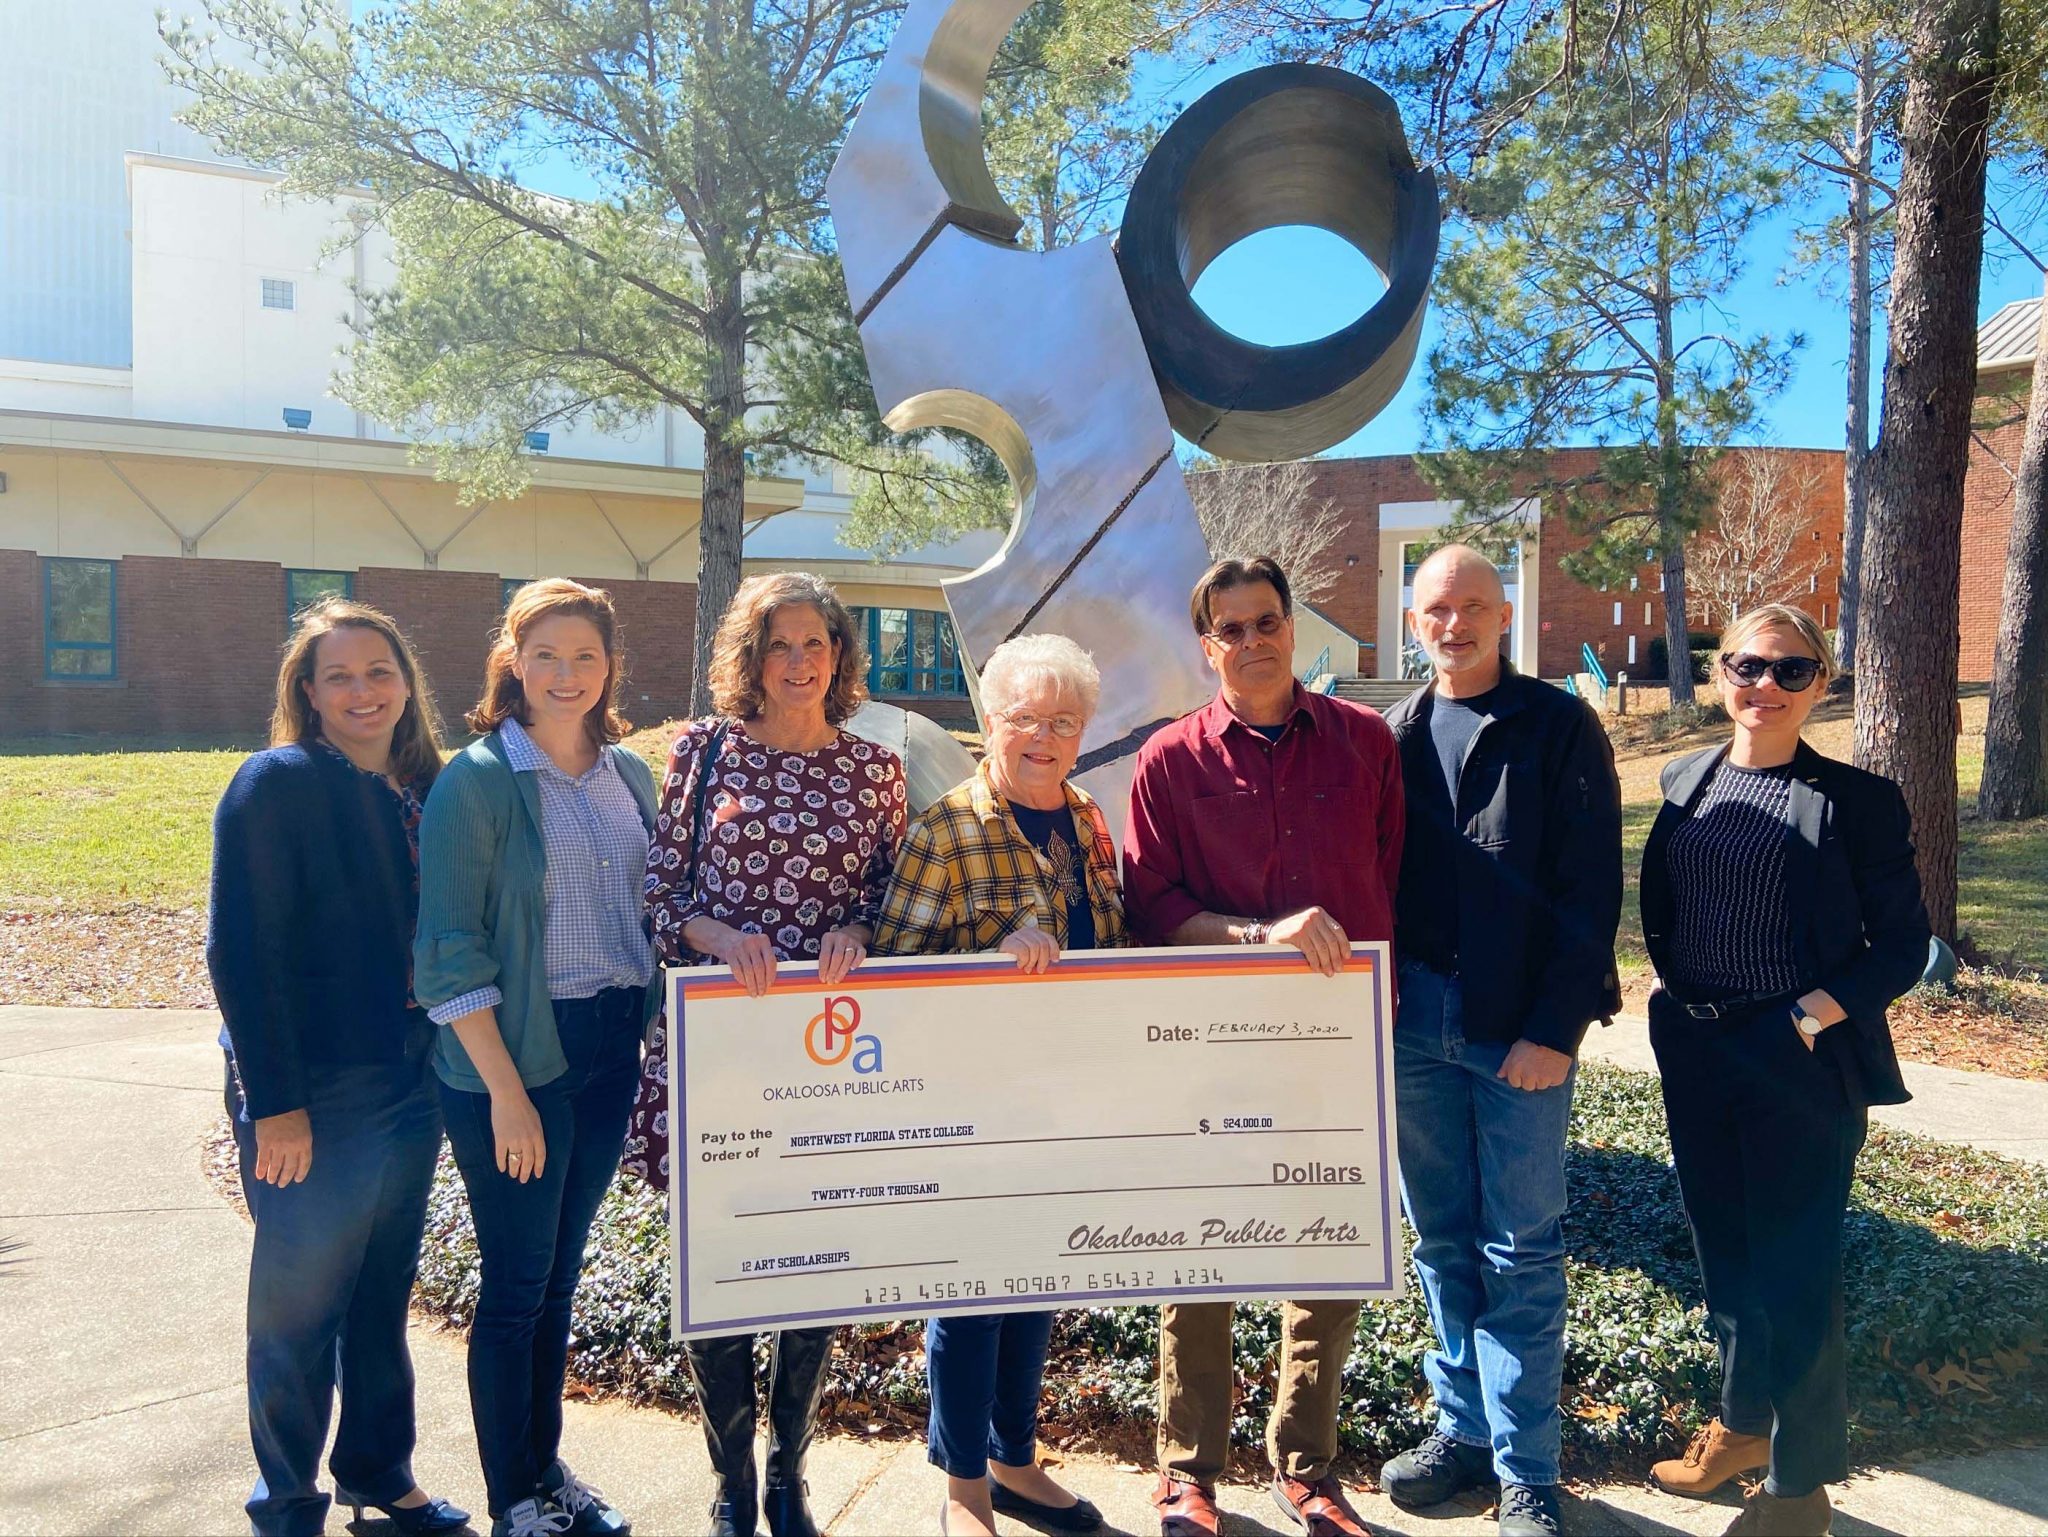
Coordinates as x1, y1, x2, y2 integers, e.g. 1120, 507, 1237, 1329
2, 1005, 2043, 1537
1582, 1014, 2048, 1166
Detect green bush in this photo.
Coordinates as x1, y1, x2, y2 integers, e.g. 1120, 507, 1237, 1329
412, 1065, 2048, 1475
1646, 631, 1719, 683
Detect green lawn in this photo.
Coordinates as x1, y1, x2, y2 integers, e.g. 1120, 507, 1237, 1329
0, 743, 242, 910
1, 719, 2042, 977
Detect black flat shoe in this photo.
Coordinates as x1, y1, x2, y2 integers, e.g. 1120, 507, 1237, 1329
988, 1478, 1104, 1532
336, 1487, 473, 1534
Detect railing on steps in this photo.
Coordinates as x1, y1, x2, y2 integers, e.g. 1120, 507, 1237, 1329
1579, 642, 1610, 710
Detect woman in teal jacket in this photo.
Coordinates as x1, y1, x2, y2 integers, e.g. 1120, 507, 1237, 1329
416, 579, 658, 1537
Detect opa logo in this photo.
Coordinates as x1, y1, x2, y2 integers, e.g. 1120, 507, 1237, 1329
805, 995, 884, 1075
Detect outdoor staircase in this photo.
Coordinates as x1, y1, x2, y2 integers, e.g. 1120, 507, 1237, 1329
1331, 677, 1428, 710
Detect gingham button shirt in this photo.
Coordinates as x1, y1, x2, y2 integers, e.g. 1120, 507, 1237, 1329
428, 717, 655, 1024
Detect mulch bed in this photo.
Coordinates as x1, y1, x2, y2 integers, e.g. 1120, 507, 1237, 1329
1, 905, 214, 1008
11, 904, 2043, 1085
1888, 975, 2048, 1082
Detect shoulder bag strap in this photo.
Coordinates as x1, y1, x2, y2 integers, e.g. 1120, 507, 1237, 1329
682, 718, 732, 898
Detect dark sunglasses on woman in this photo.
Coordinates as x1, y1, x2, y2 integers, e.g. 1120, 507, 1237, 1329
1720, 652, 1823, 692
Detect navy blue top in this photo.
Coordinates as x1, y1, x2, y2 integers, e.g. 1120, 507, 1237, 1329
1007, 800, 1096, 951
207, 743, 432, 1120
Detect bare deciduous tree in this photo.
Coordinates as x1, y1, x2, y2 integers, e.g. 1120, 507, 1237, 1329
1686, 449, 1830, 629
1185, 457, 1347, 605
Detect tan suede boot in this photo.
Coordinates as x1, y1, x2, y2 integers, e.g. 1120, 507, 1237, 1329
1651, 1420, 1772, 1496
1720, 1487, 1832, 1535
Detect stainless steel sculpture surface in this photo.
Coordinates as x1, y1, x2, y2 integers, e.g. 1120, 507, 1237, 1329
827, 4, 1438, 827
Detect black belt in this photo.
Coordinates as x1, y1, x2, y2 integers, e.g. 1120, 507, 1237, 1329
1662, 986, 1802, 1022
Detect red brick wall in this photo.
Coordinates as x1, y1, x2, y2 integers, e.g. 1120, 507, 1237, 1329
1286, 447, 1844, 680
0, 551, 286, 739
587, 575, 698, 731
1297, 454, 1437, 672
1959, 375, 2031, 681
0, 553, 702, 740
354, 566, 504, 736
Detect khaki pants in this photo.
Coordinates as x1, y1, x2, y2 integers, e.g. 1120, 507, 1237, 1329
1156, 1298, 1361, 1485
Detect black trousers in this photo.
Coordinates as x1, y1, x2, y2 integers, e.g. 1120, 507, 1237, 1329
1649, 993, 1868, 1498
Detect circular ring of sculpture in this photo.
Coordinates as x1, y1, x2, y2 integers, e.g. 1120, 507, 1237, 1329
1116, 63, 1441, 462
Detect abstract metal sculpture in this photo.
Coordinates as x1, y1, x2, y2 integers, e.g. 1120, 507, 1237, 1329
828, 4, 1438, 822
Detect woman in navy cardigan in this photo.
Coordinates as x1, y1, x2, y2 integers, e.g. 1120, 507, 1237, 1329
207, 598, 467, 1537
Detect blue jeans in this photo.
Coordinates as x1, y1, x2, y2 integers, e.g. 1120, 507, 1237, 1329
228, 1040, 442, 1537
925, 1311, 1057, 1478
440, 988, 644, 1518
1394, 962, 1574, 1487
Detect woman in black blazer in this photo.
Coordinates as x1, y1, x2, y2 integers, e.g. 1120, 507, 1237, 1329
1637, 604, 1929, 1537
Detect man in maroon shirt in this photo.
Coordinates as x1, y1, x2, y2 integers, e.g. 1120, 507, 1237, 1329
1124, 556, 1404, 1537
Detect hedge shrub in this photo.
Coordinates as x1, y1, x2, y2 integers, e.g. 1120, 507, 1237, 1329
412, 1064, 2048, 1474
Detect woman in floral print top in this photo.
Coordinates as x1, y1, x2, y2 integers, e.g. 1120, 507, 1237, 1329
643, 715, 905, 969
633, 572, 905, 1537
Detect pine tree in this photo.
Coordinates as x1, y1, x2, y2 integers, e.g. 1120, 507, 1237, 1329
1417, 4, 1796, 706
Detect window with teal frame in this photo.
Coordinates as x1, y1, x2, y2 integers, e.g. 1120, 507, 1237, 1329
43, 558, 117, 679
846, 606, 966, 696
286, 568, 354, 620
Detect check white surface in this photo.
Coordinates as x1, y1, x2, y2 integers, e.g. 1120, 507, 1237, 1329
667, 943, 1399, 1337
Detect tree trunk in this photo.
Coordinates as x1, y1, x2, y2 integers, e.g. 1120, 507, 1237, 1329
1978, 277, 2048, 820
1836, 43, 1878, 681
692, 274, 750, 717
1853, 0, 2000, 939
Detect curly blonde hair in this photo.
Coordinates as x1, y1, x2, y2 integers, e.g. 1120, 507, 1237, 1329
708, 572, 867, 725
469, 578, 632, 746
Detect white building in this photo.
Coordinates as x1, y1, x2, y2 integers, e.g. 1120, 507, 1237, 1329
0, 0, 998, 735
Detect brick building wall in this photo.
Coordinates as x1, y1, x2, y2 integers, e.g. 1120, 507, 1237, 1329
1959, 377, 2032, 681
591, 574, 699, 731
0, 551, 705, 741
1289, 447, 1844, 680
352, 566, 506, 736
2, 552, 287, 738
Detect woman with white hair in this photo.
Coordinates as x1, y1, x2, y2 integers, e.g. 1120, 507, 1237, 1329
874, 633, 1125, 1537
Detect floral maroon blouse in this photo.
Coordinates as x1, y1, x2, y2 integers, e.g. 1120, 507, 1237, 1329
624, 717, 908, 1187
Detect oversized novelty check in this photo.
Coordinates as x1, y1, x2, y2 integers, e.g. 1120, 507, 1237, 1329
667, 942, 1399, 1338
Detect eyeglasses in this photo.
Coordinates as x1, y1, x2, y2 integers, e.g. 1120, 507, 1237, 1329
998, 709, 1085, 739
1204, 612, 1288, 648
1720, 652, 1823, 692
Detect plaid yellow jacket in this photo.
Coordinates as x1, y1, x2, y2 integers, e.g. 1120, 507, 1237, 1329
873, 761, 1130, 956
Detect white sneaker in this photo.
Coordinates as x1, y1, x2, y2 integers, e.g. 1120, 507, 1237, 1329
546, 1460, 631, 1535
492, 1496, 573, 1537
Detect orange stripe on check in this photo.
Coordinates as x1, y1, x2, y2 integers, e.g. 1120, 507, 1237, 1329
678, 955, 1376, 1002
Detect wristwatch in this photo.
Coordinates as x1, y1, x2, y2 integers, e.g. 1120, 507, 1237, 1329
1242, 920, 1270, 946
1793, 1007, 1828, 1040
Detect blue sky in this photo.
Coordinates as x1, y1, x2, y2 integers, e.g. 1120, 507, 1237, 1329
499, 38, 2042, 466
1160, 54, 2045, 462
1188, 212, 2044, 461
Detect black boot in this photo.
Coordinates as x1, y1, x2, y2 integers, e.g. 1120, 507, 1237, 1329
762, 1326, 837, 1537
685, 1333, 761, 1537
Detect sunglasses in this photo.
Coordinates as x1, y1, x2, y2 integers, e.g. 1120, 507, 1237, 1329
1204, 612, 1288, 648
1720, 652, 1823, 692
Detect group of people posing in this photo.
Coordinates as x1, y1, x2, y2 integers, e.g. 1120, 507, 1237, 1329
209, 547, 1929, 1537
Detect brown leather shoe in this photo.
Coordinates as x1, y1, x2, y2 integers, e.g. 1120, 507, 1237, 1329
1652, 1419, 1772, 1497
1721, 1487, 1832, 1535
1154, 1474, 1221, 1537
1271, 1472, 1372, 1537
